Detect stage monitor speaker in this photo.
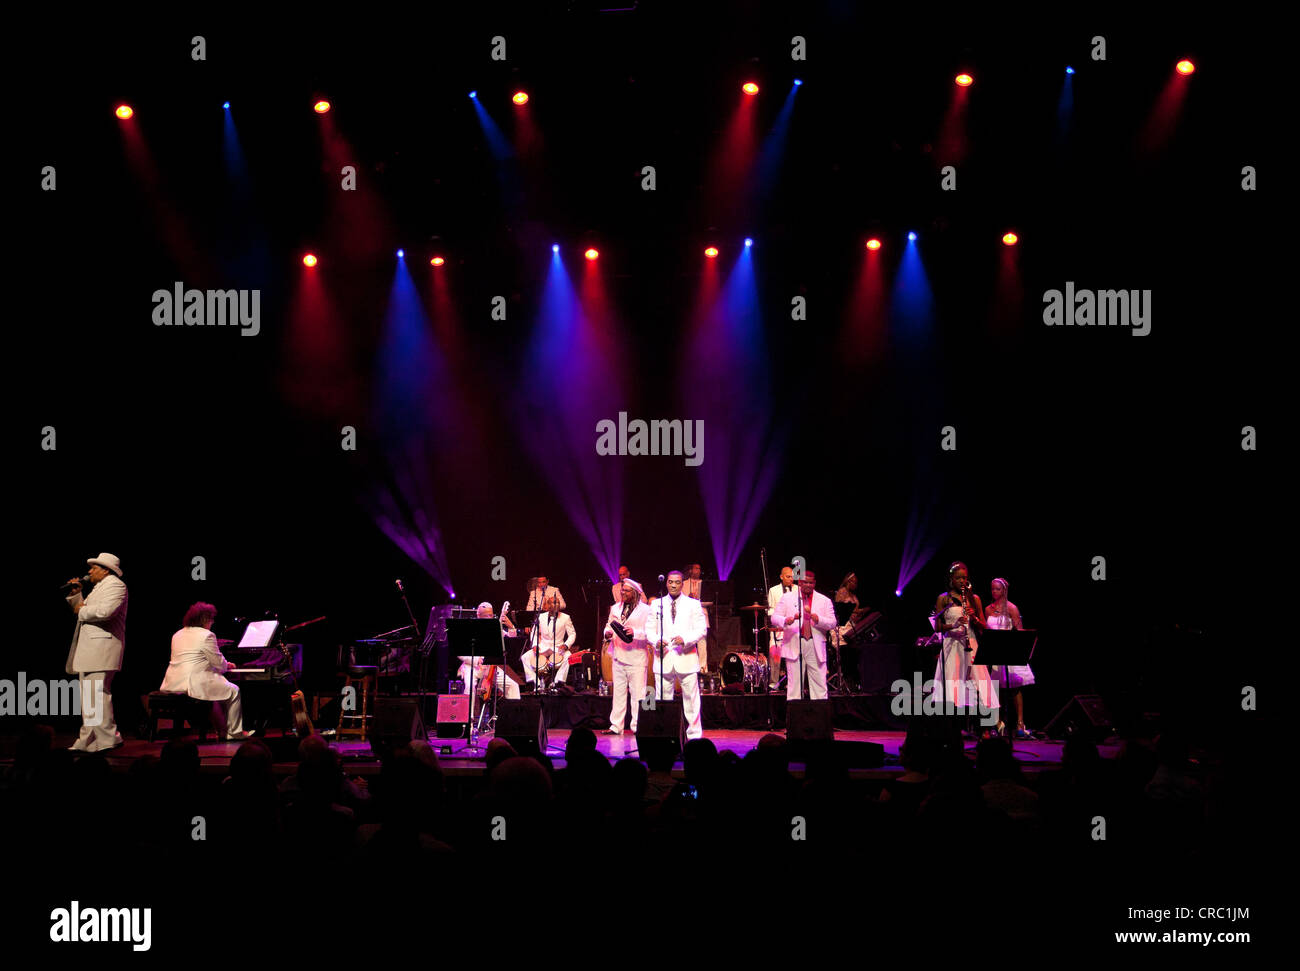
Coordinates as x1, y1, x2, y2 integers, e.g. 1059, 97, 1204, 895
1044, 694, 1114, 742
786, 699, 835, 762
637, 701, 684, 760
435, 694, 470, 738
369, 697, 429, 761
496, 698, 547, 757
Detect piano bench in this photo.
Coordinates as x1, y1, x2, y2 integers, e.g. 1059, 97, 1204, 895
147, 692, 214, 743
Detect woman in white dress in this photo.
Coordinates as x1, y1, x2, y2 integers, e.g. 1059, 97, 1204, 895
931, 561, 999, 731
985, 578, 1033, 738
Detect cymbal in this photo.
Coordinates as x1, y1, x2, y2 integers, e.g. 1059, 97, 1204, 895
739, 603, 767, 612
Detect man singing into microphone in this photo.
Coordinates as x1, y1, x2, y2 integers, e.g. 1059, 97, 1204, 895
646, 571, 707, 740
771, 568, 836, 701
64, 553, 128, 752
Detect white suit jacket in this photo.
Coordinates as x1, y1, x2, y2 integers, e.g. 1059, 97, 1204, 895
526, 586, 566, 611
771, 590, 837, 663
529, 612, 576, 654
65, 575, 128, 674
159, 627, 238, 700
604, 602, 651, 664
768, 583, 794, 649
645, 595, 707, 675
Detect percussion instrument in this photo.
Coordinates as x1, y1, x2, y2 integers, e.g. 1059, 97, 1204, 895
721, 652, 769, 693
738, 603, 767, 613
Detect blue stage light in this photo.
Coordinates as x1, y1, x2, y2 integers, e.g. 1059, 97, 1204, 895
552, 243, 560, 253
396, 249, 405, 259
222, 101, 230, 109
1065, 66, 1075, 75
793, 79, 803, 86
908, 231, 917, 241
468, 90, 477, 99
744, 237, 753, 247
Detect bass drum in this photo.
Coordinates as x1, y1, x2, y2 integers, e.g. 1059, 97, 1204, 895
721, 652, 769, 693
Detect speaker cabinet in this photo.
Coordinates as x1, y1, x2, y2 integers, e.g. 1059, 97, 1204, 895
637, 701, 684, 759
435, 694, 470, 738
369, 697, 429, 761
495, 698, 547, 757
1044, 694, 1114, 741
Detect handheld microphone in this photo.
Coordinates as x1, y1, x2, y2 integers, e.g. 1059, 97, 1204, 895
60, 574, 92, 594
395, 579, 404, 593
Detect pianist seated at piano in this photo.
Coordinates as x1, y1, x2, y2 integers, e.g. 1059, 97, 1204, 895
158, 602, 254, 740
457, 602, 520, 701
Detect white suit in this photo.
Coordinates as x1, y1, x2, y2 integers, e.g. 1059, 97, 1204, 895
523, 612, 576, 684
645, 594, 707, 739
159, 626, 246, 737
772, 589, 836, 701
65, 574, 127, 750
604, 601, 650, 733
767, 582, 794, 687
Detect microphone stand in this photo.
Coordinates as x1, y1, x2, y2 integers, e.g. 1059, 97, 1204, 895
656, 577, 666, 707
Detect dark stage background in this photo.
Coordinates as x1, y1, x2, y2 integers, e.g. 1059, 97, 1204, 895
9, 8, 1274, 740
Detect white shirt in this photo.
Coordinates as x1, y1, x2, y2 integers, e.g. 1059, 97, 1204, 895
768, 583, 794, 646
771, 590, 837, 663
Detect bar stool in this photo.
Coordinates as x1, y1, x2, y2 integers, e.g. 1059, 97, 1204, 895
336, 665, 379, 740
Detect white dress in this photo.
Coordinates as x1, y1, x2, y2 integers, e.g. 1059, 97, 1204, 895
986, 609, 1035, 687
931, 603, 999, 710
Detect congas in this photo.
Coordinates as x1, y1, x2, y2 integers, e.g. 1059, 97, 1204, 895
601, 645, 614, 683
721, 652, 769, 692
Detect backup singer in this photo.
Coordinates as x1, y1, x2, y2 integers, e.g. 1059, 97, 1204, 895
602, 579, 650, 735
64, 552, 128, 752
525, 575, 567, 611
158, 602, 252, 739
766, 566, 794, 691
930, 562, 999, 718
683, 563, 710, 672
610, 565, 632, 605
985, 578, 1032, 738
772, 569, 836, 701
522, 596, 576, 686
646, 571, 706, 739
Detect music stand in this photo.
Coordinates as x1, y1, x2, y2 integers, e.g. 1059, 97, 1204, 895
446, 618, 505, 755
975, 628, 1038, 749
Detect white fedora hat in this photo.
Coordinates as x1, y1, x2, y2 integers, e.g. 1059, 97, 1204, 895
87, 552, 122, 577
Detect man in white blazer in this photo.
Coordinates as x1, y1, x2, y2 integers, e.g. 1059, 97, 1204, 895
767, 566, 795, 691
64, 552, 128, 752
526, 576, 567, 611
522, 596, 576, 686
159, 602, 252, 739
771, 569, 836, 701
602, 579, 651, 735
645, 570, 707, 740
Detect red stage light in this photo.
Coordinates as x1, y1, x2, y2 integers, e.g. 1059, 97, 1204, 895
115, 104, 133, 119
430, 256, 445, 267
704, 246, 719, 258
955, 74, 974, 87
313, 100, 331, 114
742, 82, 759, 95
584, 248, 599, 261
865, 238, 882, 251
512, 91, 529, 105
1176, 59, 1196, 75
302, 254, 318, 267
1002, 232, 1019, 246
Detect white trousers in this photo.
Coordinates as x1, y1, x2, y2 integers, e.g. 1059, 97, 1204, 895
609, 656, 648, 733
74, 670, 121, 751
785, 637, 828, 701
653, 669, 703, 739
212, 686, 246, 738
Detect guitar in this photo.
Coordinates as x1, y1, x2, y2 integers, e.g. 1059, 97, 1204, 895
277, 639, 314, 737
